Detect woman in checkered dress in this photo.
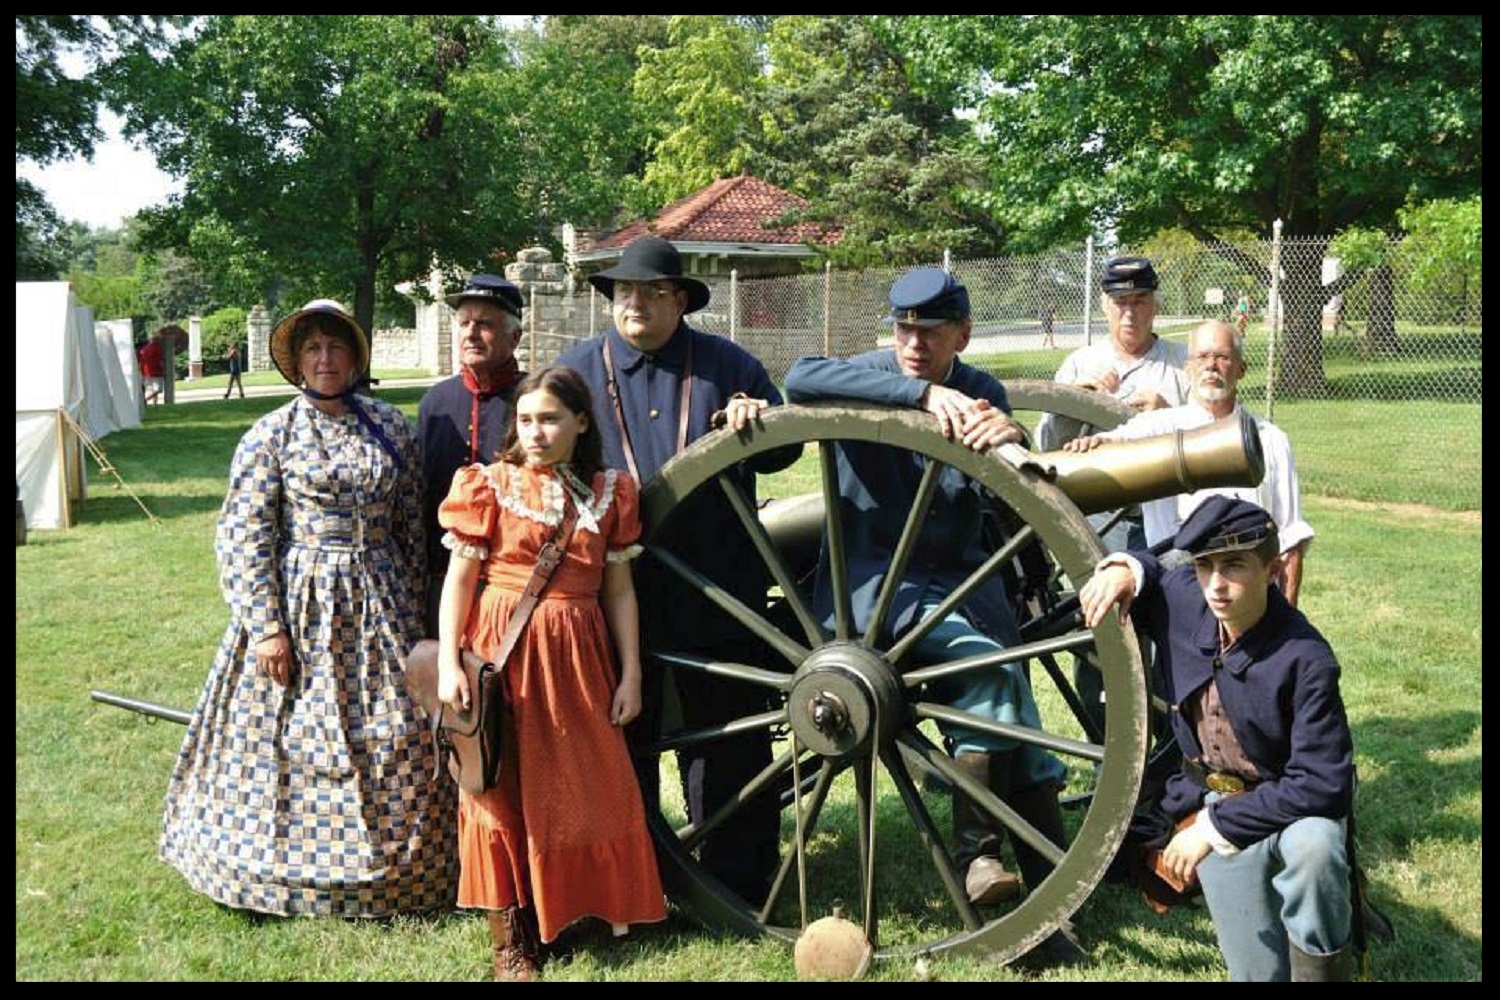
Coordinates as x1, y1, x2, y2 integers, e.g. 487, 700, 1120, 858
159, 301, 457, 917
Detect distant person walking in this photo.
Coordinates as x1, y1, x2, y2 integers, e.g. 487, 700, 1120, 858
1234, 293, 1251, 336
223, 345, 245, 399
138, 333, 166, 405
1040, 304, 1057, 348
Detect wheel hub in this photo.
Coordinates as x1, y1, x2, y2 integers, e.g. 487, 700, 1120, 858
786, 642, 905, 759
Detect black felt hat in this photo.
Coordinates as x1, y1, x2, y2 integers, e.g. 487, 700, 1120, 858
1101, 256, 1160, 298
587, 235, 711, 314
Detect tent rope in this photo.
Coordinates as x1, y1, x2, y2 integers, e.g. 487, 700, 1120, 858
61, 410, 161, 527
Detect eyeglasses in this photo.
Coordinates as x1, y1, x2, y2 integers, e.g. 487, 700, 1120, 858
613, 281, 680, 302
1190, 351, 1237, 365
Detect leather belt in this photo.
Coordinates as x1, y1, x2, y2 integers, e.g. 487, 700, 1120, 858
1183, 758, 1258, 795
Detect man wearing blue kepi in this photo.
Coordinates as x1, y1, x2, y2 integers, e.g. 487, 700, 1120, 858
418, 274, 527, 635
558, 235, 800, 906
1079, 497, 1360, 981
785, 266, 1084, 968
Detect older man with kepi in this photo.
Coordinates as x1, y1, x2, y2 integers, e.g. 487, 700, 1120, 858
418, 274, 527, 633
1065, 319, 1313, 605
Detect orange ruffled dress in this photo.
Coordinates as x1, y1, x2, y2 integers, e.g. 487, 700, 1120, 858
438, 461, 665, 942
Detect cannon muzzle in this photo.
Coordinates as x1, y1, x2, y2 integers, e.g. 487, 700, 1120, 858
1030, 409, 1265, 514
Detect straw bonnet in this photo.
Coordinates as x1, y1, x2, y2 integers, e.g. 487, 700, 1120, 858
269, 299, 370, 387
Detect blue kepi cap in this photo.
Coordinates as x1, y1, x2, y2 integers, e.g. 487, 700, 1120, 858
886, 267, 971, 327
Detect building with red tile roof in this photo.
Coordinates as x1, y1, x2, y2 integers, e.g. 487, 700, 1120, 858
569, 174, 842, 284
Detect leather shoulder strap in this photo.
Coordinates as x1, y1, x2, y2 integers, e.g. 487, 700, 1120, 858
488, 493, 580, 668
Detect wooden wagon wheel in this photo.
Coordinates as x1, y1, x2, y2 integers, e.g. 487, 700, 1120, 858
636, 399, 1149, 966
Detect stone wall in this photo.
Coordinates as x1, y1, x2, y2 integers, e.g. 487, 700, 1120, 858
371, 327, 421, 371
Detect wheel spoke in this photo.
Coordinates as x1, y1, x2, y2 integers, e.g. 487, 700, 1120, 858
817, 440, 854, 640
888, 739, 983, 930
885, 524, 1036, 666
912, 699, 1103, 765
930, 737, 1066, 870
716, 471, 826, 648
900, 628, 1096, 687
759, 755, 843, 925
675, 744, 797, 854
863, 459, 943, 647
645, 544, 810, 668
650, 649, 795, 694
1035, 649, 1105, 744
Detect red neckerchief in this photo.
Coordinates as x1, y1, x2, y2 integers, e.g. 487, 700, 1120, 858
460, 359, 523, 463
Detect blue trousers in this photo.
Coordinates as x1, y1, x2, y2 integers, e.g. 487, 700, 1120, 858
1196, 807, 1352, 981
912, 603, 1066, 790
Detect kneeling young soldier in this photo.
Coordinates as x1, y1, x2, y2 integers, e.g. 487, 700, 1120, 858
1078, 496, 1357, 981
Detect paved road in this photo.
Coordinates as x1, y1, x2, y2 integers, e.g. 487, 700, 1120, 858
167, 376, 442, 404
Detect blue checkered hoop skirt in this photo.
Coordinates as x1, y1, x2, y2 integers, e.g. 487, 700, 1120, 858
159, 398, 457, 917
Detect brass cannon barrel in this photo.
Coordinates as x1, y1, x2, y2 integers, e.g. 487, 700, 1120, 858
1027, 408, 1265, 514
760, 409, 1264, 553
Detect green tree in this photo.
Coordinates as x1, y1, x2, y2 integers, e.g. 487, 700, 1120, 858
753, 16, 999, 267
1398, 197, 1482, 330
889, 15, 1483, 393
108, 15, 529, 352
505, 17, 665, 239
16, 16, 180, 278
631, 16, 765, 213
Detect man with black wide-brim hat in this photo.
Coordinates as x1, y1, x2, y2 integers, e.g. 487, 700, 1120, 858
417, 274, 527, 634
1079, 497, 1366, 981
558, 235, 800, 905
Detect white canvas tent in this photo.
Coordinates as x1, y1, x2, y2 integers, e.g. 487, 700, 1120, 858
16, 282, 127, 529
96, 318, 144, 431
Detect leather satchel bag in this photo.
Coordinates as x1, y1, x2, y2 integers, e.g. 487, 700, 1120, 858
401, 490, 580, 795
404, 641, 506, 795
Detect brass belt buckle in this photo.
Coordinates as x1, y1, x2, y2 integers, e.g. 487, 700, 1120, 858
1205, 772, 1246, 795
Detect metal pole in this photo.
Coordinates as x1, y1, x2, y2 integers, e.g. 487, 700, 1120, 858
823, 261, 833, 357
730, 269, 739, 343
1265, 219, 1283, 422
1083, 235, 1096, 347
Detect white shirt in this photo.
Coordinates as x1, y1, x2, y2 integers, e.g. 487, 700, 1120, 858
1098, 402, 1314, 555
1035, 336, 1190, 451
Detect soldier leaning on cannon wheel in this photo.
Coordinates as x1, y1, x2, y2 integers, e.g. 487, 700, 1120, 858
785, 266, 1085, 969
1079, 497, 1365, 982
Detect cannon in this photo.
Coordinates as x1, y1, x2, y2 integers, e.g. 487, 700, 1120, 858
91, 381, 1261, 971
633, 381, 1263, 967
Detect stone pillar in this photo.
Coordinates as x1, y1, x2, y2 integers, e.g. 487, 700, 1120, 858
505, 246, 577, 370
188, 315, 204, 380
247, 304, 271, 375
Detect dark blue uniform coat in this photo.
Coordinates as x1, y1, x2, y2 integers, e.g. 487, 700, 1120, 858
1135, 554, 1355, 848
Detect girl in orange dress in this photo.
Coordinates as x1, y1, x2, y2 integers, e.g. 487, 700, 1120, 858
435, 365, 665, 981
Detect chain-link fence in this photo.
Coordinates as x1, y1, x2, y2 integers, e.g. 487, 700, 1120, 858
533, 234, 1481, 511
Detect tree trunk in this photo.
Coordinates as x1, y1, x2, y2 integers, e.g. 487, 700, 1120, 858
1272, 239, 1330, 398
1364, 263, 1401, 356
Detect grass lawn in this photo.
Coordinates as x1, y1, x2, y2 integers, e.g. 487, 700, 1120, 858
15, 389, 1481, 981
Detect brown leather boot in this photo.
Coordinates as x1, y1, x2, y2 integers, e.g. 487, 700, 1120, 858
488, 906, 542, 982
1009, 782, 1087, 967
952, 752, 1023, 905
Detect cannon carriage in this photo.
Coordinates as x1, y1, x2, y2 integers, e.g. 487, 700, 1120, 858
88, 381, 1263, 972
632, 381, 1264, 968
